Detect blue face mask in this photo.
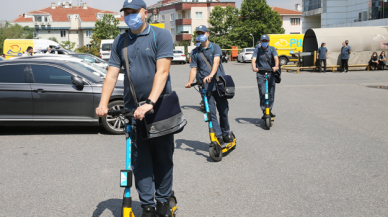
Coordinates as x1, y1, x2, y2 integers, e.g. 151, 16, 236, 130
196, 42, 200, 47
197, 34, 207, 43
261, 42, 269, 48
125, 12, 145, 30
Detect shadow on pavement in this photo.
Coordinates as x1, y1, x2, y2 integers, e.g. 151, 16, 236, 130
92, 199, 142, 217
0, 126, 114, 136
175, 139, 212, 162
181, 105, 204, 113
235, 117, 267, 130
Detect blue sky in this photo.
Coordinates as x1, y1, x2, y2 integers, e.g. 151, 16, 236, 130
1, 0, 302, 22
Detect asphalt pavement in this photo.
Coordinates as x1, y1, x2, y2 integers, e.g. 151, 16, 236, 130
1, 61, 388, 216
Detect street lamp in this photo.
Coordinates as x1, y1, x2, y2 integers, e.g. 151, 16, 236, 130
249, 33, 254, 47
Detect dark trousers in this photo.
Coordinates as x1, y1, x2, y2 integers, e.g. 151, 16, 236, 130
319, 59, 326, 72
257, 71, 276, 112
132, 121, 174, 208
370, 62, 378, 69
341, 59, 349, 71
207, 90, 230, 138
379, 61, 386, 70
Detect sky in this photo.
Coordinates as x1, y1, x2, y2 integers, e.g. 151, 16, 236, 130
1, 0, 302, 22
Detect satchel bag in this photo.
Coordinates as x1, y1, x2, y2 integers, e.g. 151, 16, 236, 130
199, 51, 235, 99
123, 32, 187, 139
262, 48, 281, 84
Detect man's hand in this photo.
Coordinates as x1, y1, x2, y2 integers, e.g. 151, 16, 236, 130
96, 105, 109, 117
203, 75, 213, 84
342, 42, 346, 46
134, 104, 153, 121
272, 66, 279, 72
185, 82, 193, 88
253, 67, 259, 72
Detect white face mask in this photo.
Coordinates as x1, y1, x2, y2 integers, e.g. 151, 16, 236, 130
374, 55, 376, 57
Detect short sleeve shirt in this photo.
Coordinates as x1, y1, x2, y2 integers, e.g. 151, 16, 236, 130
318, 47, 328, 59
108, 24, 174, 109
252, 46, 279, 71
341, 46, 351, 59
190, 42, 226, 91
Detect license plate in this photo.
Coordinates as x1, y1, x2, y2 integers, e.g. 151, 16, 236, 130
103, 54, 109, 56
174, 55, 181, 57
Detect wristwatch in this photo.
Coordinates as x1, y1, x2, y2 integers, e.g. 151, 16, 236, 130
145, 99, 155, 106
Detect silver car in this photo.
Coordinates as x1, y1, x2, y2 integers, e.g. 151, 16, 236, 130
237, 48, 255, 63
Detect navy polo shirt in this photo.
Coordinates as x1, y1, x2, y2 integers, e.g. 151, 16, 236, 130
108, 24, 174, 109
252, 46, 278, 71
341, 46, 351, 59
190, 42, 226, 91
318, 47, 328, 59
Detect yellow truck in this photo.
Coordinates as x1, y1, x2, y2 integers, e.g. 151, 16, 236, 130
3, 39, 60, 60
150, 23, 165, 29
268, 34, 304, 66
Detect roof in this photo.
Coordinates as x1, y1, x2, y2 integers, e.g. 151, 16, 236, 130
12, 6, 123, 22
271, 7, 302, 15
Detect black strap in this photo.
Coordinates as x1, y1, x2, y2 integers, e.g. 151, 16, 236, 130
261, 48, 273, 69
198, 49, 220, 82
123, 32, 139, 107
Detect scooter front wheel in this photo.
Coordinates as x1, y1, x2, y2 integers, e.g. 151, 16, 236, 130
209, 145, 223, 162
265, 118, 271, 130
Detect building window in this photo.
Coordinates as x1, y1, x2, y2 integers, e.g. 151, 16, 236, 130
171, 28, 175, 36
290, 18, 300, 25
195, 12, 202, 19
154, 15, 158, 21
303, 0, 322, 11
35, 16, 42, 22
187, 11, 191, 19
44, 16, 48, 22
170, 14, 174, 21
176, 25, 192, 34
33, 31, 38, 38
61, 30, 67, 38
161, 15, 165, 22
178, 14, 182, 19
85, 30, 92, 37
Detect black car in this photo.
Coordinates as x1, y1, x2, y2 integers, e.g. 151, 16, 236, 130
68, 54, 109, 69
0, 59, 126, 134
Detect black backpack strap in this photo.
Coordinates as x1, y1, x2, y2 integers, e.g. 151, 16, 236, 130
123, 32, 139, 107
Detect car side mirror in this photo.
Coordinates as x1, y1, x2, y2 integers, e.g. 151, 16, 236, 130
71, 75, 84, 90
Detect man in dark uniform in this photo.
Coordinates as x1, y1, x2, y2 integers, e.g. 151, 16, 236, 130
317, 42, 328, 73
95, 0, 175, 216
251, 34, 279, 119
341, 40, 351, 73
185, 25, 235, 146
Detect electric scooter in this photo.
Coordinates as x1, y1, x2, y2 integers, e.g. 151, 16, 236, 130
263, 72, 274, 130
190, 80, 236, 162
107, 109, 178, 217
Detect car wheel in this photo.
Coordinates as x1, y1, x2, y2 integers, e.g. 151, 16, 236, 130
279, 57, 288, 66
101, 100, 125, 134
182, 61, 186, 64
237, 56, 240, 62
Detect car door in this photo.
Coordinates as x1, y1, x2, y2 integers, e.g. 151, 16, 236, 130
0, 64, 33, 120
29, 64, 95, 121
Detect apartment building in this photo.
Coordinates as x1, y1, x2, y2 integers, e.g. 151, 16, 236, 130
272, 6, 303, 34
148, 0, 235, 46
303, 0, 388, 32
11, 2, 126, 49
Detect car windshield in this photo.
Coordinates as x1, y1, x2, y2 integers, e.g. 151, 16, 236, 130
0, 57, 5, 61
101, 44, 112, 51
246, 49, 255, 52
65, 62, 104, 83
81, 60, 107, 74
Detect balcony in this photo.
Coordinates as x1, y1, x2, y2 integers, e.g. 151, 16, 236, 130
176, 34, 192, 41
175, 18, 191, 25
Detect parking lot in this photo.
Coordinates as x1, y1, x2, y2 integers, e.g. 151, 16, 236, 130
1, 61, 388, 216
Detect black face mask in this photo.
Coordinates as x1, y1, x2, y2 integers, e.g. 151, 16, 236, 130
345, 43, 349, 45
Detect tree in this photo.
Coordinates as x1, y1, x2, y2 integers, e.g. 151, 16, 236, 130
59, 41, 76, 50
147, 14, 154, 23
75, 34, 100, 56
0, 21, 34, 54
48, 37, 58, 43
191, 31, 197, 44
232, 0, 285, 48
92, 14, 120, 40
208, 5, 239, 49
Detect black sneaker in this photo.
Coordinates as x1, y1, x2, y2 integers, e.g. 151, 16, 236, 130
142, 206, 157, 217
270, 112, 276, 117
217, 137, 225, 146
156, 202, 172, 217
223, 132, 235, 143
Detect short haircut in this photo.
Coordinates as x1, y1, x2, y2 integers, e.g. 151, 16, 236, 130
27, 46, 33, 51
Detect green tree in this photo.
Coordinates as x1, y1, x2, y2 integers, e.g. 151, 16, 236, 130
231, 0, 285, 48
75, 34, 100, 56
0, 21, 34, 54
48, 37, 58, 43
208, 5, 239, 49
191, 31, 197, 44
147, 14, 154, 23
92, 14, 120, 40
59, 41, 76, 50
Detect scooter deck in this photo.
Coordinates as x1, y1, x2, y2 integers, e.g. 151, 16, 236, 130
221, 138, 237, 153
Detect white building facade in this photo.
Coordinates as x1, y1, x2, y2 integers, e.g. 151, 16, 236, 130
303, 0, 388, 32
272, 7, 303, 34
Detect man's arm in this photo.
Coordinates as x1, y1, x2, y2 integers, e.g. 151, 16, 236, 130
252, 57, 259, 72
203, 56, 220, 83
95, 66, 121, 117
185, 67, 198, 88
273, 56, 279, 72
134, 57, 172, 120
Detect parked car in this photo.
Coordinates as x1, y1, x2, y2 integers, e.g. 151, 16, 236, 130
68, 53, 109, 69
0, 56, 5, 61
172, 50, 186, 64
100, 39, 114, 61
237, 48, 255, 63
0, 59, 126, 134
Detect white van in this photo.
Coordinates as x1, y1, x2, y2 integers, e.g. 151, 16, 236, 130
100, 39, 115, 61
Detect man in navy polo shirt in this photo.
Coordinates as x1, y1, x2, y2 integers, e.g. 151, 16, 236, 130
251, 34, 279, 119
95, 0, 175, 216
185, 25, 235, 146
341, 40, 351, 73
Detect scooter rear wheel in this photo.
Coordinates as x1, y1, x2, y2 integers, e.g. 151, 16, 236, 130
209, 145, 223, 162
265, 118, 271, 130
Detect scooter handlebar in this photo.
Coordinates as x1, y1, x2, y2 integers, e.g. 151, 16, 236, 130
190, 80, 203, 87
108, 108, 154, 117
